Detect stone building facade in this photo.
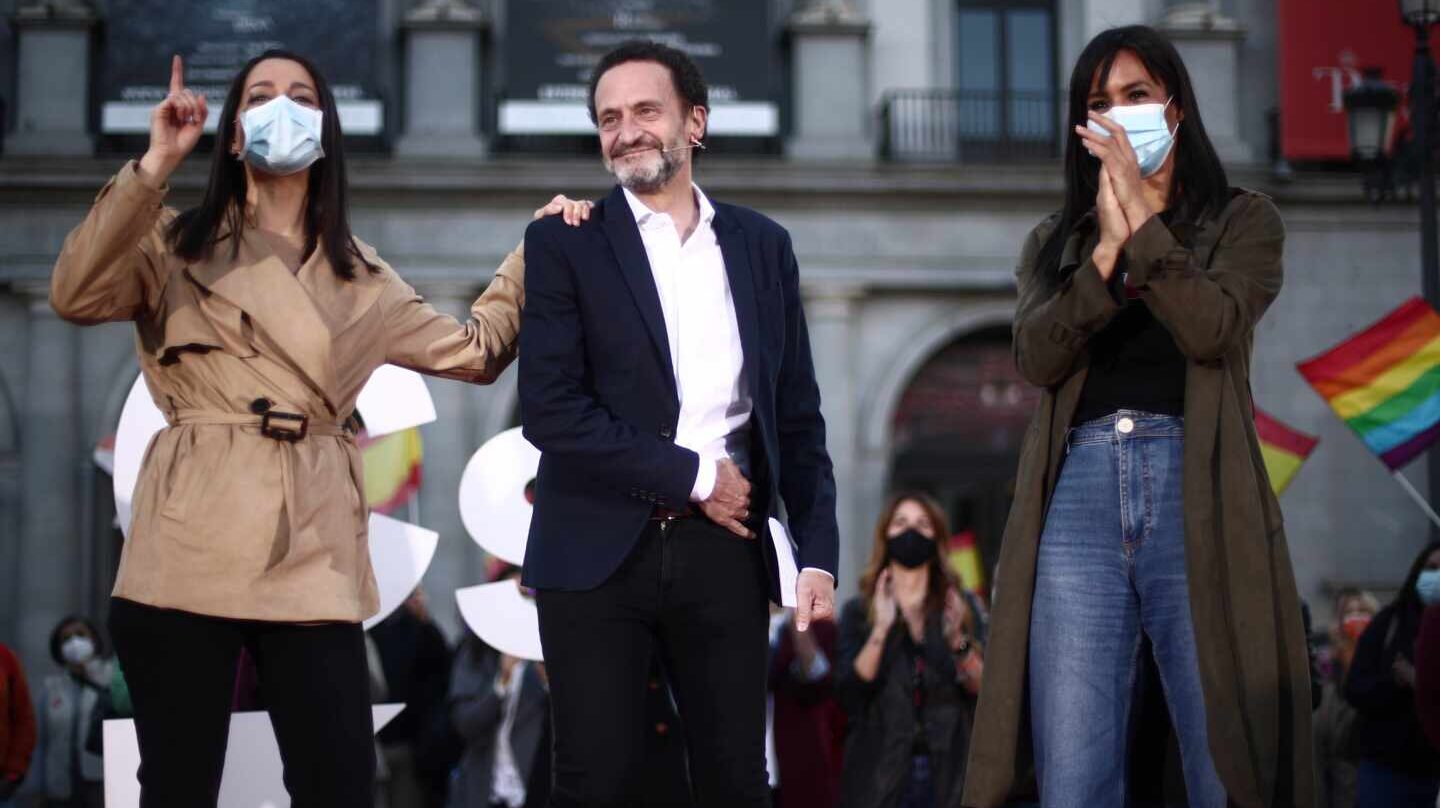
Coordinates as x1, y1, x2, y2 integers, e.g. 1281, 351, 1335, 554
0, 0, 1429, 686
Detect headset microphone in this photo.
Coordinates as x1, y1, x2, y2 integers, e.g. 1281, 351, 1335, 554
661, 137, 706, 154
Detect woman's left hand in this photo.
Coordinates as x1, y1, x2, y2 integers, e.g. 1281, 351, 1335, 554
533, 195, 594, 226
1076, 114, 1155, 231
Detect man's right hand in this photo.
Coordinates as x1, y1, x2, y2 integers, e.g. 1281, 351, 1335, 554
698, 458, 754, 539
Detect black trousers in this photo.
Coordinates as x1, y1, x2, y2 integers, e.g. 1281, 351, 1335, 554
107, 597, 375, 808
537, 517, 772, 808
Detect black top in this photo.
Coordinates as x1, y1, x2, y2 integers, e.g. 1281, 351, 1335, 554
1073, 215, 1187, 424
1344, 602, 1440, 777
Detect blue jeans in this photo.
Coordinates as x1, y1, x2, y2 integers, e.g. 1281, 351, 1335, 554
1028, 411, 1225, 808
1355, 760, 1440, 808
898, 754, 934, 808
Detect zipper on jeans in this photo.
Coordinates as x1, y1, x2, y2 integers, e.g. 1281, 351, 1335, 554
658, 519, 670, 596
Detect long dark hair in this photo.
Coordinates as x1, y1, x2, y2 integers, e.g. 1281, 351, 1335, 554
167, 49, 375, 280
1395, 540, 1440, 616
1033, 25, 1230, 295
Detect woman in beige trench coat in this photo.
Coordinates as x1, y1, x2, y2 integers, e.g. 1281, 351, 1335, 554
963, 27, 1314, 808
50, 51, 589, 807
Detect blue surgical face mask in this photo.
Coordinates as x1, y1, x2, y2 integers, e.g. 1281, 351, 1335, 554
1087, 97, 1179, 178
240, 95, 325, 176
1418, 569, 1440, 606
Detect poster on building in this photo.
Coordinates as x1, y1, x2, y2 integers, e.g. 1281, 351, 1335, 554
97, 0, 385, 136
1278, 0, 1440, 161
500, 0, 779, 137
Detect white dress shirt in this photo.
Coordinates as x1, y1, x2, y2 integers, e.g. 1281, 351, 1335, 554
624, 186, 751, 502
623, 186, 833, 584
490, 660, 529, 807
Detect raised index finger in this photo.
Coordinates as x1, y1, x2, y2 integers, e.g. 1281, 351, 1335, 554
170, 55, 185, 95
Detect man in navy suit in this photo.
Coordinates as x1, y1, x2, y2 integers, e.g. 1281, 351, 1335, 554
518, 40, 839, 808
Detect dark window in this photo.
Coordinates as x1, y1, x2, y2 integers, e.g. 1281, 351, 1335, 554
879, 1, 1057, 162
954, 0, 1057, 158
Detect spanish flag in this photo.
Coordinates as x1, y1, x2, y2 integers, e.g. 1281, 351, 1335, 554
946, 529, 986, 596
1254, 408, 1318, 495
1298, 297, 1440, 470
359, 427, 423, 514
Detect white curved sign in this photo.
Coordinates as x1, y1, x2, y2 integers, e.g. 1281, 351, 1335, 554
456, 426, 544, 661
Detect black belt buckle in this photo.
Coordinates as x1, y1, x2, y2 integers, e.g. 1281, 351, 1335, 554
260, 410, 309, 442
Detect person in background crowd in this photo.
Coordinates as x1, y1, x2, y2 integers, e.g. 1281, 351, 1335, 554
40, 616, 111, 808
373, 588, 457, 808
965, 24, 1312, 808
447, 565, 550, 808
0, 642, 36, 801
1414, 594, 1440, 754
768, 607, 844, 808
1315, 588, 1380, 808
837, 492, 985, 808
1346, 541, 1440, 808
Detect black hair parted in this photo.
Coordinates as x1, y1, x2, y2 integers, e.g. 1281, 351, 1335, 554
166, 48, 376, 280
587, 39, 710, 124
1031, 25, 1231, 297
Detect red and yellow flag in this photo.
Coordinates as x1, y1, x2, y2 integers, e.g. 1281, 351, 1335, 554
1254, 408, 1318, 495
946, 529, 986, 596
359, 427, 423, 514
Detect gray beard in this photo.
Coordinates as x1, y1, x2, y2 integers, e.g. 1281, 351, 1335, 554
610, 148, 684, 194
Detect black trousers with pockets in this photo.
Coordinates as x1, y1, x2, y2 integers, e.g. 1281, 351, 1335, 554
537, 517, 773, 808
108, 596, 376, 808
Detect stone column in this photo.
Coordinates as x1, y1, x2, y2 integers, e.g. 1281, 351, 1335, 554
1159, 3, 1253, 163
802, 284, 864, 601
8, 0, 98, 156
397, 0, 489, 158
1083, 0, 1148, 37
787, 1, 873, 161
413, 282, 481, 640
16, 282, 82, 680
0, 401, 20, 662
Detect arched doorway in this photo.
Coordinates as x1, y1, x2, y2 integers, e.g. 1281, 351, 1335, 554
887, 325, 1039, 594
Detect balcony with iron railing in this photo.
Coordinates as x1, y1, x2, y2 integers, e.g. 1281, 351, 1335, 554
879, 89, 1060, 163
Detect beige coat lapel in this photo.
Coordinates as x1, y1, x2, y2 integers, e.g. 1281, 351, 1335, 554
188, 229, 339, 410
297, 242, 388, 338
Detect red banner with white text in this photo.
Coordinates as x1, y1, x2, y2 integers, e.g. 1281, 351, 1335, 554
1279, 0, 1440, 161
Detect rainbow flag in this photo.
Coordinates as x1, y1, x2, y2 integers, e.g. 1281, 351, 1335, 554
358, 427, 424, 514
1298, 297, 1440, 470
1254, 408, 1318, 494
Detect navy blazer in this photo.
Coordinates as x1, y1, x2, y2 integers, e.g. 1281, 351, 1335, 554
518, 185, 839, 602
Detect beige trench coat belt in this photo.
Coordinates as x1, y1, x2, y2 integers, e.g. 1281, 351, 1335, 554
166, 408, 351, 442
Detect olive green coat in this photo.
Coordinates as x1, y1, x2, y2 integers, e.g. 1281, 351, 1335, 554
963, 191, 1315, 807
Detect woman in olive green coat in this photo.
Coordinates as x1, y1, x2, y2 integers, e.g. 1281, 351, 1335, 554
963, 26, 1314, 808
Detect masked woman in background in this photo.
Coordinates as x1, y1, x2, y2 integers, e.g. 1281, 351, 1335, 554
836, 492, 985, 808
49, 51, 589, 807
40, 617, 112, 808
963, 25, 1313, 808
1345, 543, 1440, 808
